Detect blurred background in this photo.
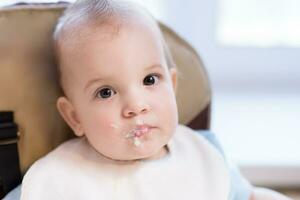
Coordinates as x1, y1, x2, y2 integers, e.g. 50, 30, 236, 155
1, 0, 300, 196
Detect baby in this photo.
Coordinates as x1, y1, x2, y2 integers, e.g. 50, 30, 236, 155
20, 0, 291, 200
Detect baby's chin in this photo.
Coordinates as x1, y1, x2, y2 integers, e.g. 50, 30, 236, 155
104, 144, 169, 162
133, 144, 168, 161
131, 139, 170, 159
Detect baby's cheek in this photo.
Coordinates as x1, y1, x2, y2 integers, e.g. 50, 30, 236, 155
156, 89, 178, 121
88, 104, 122, 137
98, 116, 118, 132
155, 89, 175, 109
96, 103, 121, 130
101, 116, 123, 134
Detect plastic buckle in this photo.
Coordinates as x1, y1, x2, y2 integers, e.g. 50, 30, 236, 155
0, 112, 19, 146
0, 134, 19, 145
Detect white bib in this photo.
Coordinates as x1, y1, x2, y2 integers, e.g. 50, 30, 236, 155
21, 125, 230, 200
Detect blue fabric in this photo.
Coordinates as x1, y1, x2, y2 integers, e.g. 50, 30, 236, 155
3, 184, 21, 200
196, 130, 252, 200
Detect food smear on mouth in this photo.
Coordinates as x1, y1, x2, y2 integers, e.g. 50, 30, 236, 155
125, 126, 149, 147
133, 137, 142, 147
110, 121, 148, 147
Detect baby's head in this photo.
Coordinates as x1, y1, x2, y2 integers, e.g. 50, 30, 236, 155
53, 0, 178, 161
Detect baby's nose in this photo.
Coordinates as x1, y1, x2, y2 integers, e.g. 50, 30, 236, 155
122, 101, 150, 118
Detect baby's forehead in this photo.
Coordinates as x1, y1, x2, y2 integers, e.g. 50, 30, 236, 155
60, 15, 163, 63
62, 21, 163, 71
70, 12, 159, 43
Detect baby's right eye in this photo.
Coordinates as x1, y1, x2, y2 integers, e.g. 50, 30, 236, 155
95, 87, 116, 99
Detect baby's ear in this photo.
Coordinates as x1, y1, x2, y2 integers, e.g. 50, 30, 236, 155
170, 68, 177, 92
56, 96, 84, 137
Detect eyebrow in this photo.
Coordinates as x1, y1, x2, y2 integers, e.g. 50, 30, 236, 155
146, 64, 163, 70
84, 64, 163, 91
84, 77, 104, 92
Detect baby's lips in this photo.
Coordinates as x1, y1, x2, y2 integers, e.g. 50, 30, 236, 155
127, 124, 152, 138
125, 125, 154, 147
134, 126, 149, 137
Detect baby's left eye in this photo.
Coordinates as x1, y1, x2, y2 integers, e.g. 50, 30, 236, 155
143, 74, 159, 85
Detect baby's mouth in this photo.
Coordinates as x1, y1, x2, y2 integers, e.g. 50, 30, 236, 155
125, 125, 151, 147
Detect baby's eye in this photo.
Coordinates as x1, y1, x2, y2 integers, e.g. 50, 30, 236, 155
95, 87, 116, 99
143, 74, 160, 86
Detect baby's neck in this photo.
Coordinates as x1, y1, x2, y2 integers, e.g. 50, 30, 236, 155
95, 145, 170, 164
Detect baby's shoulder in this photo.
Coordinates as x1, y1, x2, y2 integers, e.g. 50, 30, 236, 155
40, 137, 87, 163
175, 125, 253, 200
22, 138, 87, 180
174, 124, 224, 157
176, 124, 216, 141
20, 138, 89, 199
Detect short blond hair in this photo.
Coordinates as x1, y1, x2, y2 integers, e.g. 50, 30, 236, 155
53, 0, 175, 93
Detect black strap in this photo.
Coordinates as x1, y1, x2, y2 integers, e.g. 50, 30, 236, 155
0, 111, 21, 198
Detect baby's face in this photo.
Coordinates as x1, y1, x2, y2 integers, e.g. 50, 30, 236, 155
57, 20, 178, 161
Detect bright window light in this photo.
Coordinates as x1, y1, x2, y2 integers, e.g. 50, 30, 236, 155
217, 0, 300, 47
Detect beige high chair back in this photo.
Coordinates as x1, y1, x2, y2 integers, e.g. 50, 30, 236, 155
0, 3, 211, 197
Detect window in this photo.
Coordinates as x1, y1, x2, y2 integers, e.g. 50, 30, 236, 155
217, 0, 300, 47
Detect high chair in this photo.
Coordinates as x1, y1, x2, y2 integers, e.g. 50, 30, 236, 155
0, 2, 211, 198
